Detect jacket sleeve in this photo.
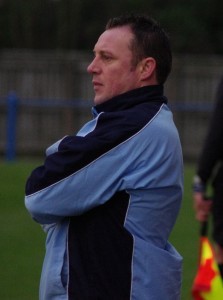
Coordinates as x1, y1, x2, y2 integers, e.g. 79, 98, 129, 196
25, 112, 136, 224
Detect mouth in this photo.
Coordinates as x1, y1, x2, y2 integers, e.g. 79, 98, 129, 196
93, 80, 102, 86
92, 81, 103, 91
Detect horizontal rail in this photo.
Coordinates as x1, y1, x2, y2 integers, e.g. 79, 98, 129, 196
2, 92, 214, 161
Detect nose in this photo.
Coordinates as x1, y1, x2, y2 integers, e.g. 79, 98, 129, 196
87, 57, 99, 74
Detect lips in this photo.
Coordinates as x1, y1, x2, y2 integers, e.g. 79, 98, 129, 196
92, 81, 103, 91
93, 80, 102, 86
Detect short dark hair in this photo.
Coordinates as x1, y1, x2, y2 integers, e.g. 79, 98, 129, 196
106, 13, 172, 84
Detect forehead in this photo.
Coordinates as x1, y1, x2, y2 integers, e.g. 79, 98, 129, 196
94, 26, 134, 53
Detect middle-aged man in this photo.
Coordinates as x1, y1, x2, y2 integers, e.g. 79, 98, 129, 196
25, 13, 184, 300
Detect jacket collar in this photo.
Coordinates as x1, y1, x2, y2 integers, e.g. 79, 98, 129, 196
93, 85, 167, 115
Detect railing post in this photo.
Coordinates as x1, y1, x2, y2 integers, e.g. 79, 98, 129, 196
6, 92, 18, 161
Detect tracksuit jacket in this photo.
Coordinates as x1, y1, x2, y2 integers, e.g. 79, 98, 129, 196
25, 85, 184, 300
196, 78, 223, 245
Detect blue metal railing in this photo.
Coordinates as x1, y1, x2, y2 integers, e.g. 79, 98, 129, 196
1, 92, 214, 161
6, 92, 18, 161
1, 93, 92, 161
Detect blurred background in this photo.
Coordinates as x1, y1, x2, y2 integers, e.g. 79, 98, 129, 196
1, 0, 223, 299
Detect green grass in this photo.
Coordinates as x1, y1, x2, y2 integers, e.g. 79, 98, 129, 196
0, 161, 45, 300
170, 163, 199, 300
0, 160, 198, 299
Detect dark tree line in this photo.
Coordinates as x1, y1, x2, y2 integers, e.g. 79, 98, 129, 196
1, 0, 223, 54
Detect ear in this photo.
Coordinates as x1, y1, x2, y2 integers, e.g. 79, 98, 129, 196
139, 57, 156, 81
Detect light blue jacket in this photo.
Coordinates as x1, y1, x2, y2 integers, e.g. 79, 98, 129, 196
25, 86, 183, 300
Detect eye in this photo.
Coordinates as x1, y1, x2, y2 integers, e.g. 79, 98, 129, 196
101, 53, 113, 62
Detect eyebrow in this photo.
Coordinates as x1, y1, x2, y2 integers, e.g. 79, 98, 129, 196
93, 49, 114, 57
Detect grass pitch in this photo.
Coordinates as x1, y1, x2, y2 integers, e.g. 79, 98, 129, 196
0, 160, 198, 299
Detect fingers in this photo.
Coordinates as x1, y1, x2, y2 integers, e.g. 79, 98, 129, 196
195, 210, 210, 222
193, 192, 212, 222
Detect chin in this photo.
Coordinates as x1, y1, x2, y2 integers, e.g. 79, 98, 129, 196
93, 98, 101, 105
94, 96, 108, 105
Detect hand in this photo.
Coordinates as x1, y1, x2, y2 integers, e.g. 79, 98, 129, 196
214, 244, 223, 264
193, 192, 212, 222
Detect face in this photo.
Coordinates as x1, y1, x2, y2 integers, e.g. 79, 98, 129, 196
87, 26, 142, 105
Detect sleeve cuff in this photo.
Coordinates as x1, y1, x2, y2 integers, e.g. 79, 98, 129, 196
192, 175, 206, 192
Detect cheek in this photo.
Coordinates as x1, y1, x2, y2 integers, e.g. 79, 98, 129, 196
109, 79, 126, 95
104, 62, 138, 97
109, 70, 134, 92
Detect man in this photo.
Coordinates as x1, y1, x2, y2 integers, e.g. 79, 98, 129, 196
25, 14, 183, 300
193, 77, 223, 279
